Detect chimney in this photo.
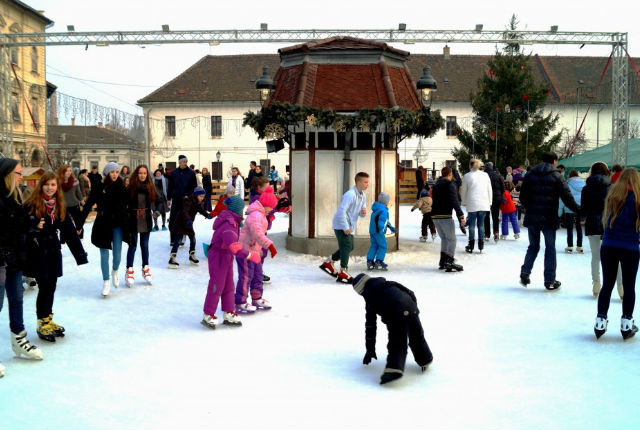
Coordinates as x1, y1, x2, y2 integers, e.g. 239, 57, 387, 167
71, 117, 75, 126
98, 122, 103, 128
443, 45, 451, 60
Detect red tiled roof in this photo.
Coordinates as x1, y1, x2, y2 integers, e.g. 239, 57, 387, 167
279, 36, 409, 57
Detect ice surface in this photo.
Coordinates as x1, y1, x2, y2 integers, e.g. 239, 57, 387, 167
1, 206, 638, 429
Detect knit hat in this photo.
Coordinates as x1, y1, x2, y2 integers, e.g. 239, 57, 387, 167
225, 182, 236, 195
224, 195, 245, 216
178, 154, 188, 162
0, 158, 18, 180
103, 162, 120, 176
259, 186, 278, 208
352, 273, 370, 295
419, 189, 429, 197
192, 186, 206, 197
378, 192, 390, 206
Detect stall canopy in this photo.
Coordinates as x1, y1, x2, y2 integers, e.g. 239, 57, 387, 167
558, 139, 640, 172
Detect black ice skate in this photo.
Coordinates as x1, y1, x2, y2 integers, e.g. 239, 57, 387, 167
594, 315, 608, 339
519, 273, 530, 287
544, 280, 561, 291
438, 252, 446, 270
478, 240, 484, 253
465, 240, 475, 254
444, 255, 463, 272
380, 369, 403, 385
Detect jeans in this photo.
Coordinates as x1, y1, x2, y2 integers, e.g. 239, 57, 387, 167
100, 227, 123, 280
127, 232, 150, 267
467, 211, 486, 241
484, 202, 501, 237
565, 213, 583, 247
331, 229, 354, 269
520, 224, 557, 283
0, 268, 25, 334
598, 245, 639, 318
434, 218, 456, 256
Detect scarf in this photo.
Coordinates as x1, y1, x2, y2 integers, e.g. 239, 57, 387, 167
42, 194, 56, 222
61, 176, 74, 192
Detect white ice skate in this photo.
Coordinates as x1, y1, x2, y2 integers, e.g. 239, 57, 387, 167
577, 247, 584, 253
500, 235, 507, 240
102, 279, 110, 297
111, 269, 120, 288
142, 265, 153, 285
594, 315, 608, 339
201, 313, 218, 329
125, 267, 134, 288
419, 236, 427, 242
168, 253, 179, 269
11, 330, 43, 360
252, 298, 272, 310
565, 247, 573, 253
621, 317, 638, 340
514, 233, 520, 239
223, 312, 242, 326
235, 303, 257, 314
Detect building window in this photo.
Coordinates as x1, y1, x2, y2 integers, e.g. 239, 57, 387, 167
446, 116, 457, 136
31, 99, 39, 124
400, 160, 413, 168
165, 116, 176, 137
31, 47, 38, 73
11, 94, 20, 122
211, 116, 222, 137
259, 159, 271, 174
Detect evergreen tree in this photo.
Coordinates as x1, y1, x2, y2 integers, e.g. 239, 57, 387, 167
452, 15, 562, 173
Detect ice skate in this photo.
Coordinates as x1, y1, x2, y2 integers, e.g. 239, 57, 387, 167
380, 369, 403, 385
592, 281, 601, 297
544, 280, 561, 291
11, 330, 43, 360
438, 252, 446, 270
621, 317, 638, 340
0, 361, 4, 377
189, 250, 199, 265
493, 233, 499, 243
142, 265, 152, 285
235, 303, 257, 314
319, 260, 338, 278
478, 240, 484, 253
26, 277, 37, 289
162, 225, 168, 231
594, 315, 608, 339
565, 247, 573, 253
152, 226, 159, 232
419, 236, 427, 243
223, 312, 242, 326
262, 274, 271, 285
111, 269, 119, 288
367, 259, 376, 271
101, 279, 110, 297
125, 267, 134, 287
48, 314, 65, 337
336, 269, 353, 284
375, 261, 388, 271
465, 240, 474, 254
168, 253, 179, 269
500, 235, 507, 240
252, 298, 272, 310
36, 318, 56, 343
514, 233, 520, 239
201, 313, 218, 329
519, 273, 531, 287
577, 247, 584, 253
432, 233, 437, 242
444, 255, 463, 272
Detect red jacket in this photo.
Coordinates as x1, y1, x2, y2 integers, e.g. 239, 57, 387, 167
500, 190, 516, 214
612, 171, 622, 184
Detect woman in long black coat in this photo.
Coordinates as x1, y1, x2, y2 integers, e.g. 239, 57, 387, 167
201, 167, 213, 212
24, 172, 88, 342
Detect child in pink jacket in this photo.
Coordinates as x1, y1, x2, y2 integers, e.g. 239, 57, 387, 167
235, 187, 278, 313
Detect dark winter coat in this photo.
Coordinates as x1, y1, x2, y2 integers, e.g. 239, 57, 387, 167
0, 188, 28, 271
519, 162, 579, 229
79, 175, 91, 200
602, 191, 640, 251
360, 276, 419, 351
91, 178, 130, 249
580, 174, 610, 236
431, 177, 464, 220
172, 196, 211, 236
202, 174, 213, 193
127, 184, 154, 233
415, 169, 425, 192
88, 171, 103, 196
167, 166, 197, 201
24, 210, 88, 279
484, 164, 505, 205
245, 169, 257, 193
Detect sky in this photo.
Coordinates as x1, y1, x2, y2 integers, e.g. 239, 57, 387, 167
23, 0, 640, 117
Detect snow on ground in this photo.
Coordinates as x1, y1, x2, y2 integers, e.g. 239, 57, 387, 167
1, 205, 638, 430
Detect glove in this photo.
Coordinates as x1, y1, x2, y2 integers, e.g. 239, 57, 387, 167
207, 214, 213, 220
248, 252, 261, 263
268, 244, 277, 258
411, 208, 415, 212
388, 225, 397, 234
187, 220, 193, 227
276, 197, 291, 211
229, 242, 242, 255
363, 350, 377, 365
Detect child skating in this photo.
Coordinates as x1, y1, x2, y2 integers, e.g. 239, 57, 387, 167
367, 192, 396, 271
411, 188, 436, 242
499, 181, 521, 240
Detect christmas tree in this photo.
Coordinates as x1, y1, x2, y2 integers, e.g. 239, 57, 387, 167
452, 16, 562, 173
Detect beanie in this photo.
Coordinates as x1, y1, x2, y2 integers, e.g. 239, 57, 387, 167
378, 192, 390, 206
0, 158, 18, 180
178, 154, 188, 162
103, 162, 120, 177
224, 195, 245, 216
419, 189, 429, 198
352, 273, 370, 294
259, 186, 278, 208
192, 186, 206, 197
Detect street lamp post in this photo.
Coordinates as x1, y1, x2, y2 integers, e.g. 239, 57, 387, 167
416, 66, 437, 109
256, 65, 275, 106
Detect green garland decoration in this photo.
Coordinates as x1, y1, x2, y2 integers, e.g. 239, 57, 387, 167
243, 102, 444, 142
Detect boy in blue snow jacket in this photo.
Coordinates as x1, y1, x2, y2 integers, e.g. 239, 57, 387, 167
367, 192, 396, 271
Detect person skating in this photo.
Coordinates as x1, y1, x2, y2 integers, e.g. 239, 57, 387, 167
580, 162, 623, 298
411, 189, 436, 242
559, 170, 585, 253
366, 192, 396, 271
79, 165, 103, 225
124, 165, 156, 287
91, 162, 129, 297
234, 187, 278, 313
210, 183, 236, 219
431, 167, 466, 272
351, 273, 433, 385
518, 152, 579, 290
202, 195, 262, 328
168, 187, 212, 268
499, 181, 521, 240
0, 158, 43, 375
152, 169, 169, 231
319, 172, 369, 283
23, 172, 88, 342
57, 165, 85, 237
483, 162, 505, 243
201, 167, 213, 212
460, 159, 492, 253
167, 155, 197, 249
594, 168, 640, 340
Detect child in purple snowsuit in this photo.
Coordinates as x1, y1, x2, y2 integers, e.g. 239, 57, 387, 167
202, 196, 262, 329
235, 187, 279, 314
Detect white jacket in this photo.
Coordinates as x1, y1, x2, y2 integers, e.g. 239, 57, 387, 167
461, 170, 493, 212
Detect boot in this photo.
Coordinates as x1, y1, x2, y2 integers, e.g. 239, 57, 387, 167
142, 265, 153, 285
594, 314, 608, 339
444, 255, 463, 272
478, 240, 484, 253
380, 369, 403, 385
438, 252, 446, 270
201, 313, 218, 329
37, 318, 56, 343
189, 250, 199, 265
621, 316, 638, 340
111, 269, 119, 288
465, 240, 475, 254
48, 314, 65, 337
11, 330, 43, 360
544, 280, 561, 290
519, 273, 531, 287
168, 253, 179, 269
125, 267, 134, 288
102, 279, 110, 297
223, 312, 242, 326
592, 281, 601, 297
